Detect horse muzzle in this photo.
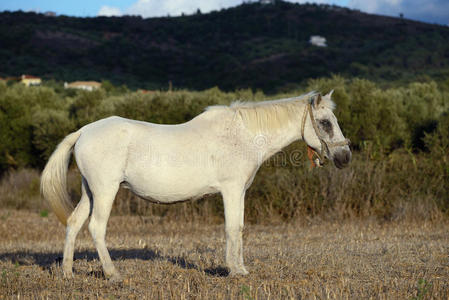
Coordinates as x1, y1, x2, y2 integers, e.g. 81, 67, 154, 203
332, 148, 351, 169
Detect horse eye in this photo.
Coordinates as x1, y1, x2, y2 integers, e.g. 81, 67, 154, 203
320, 120, 331, 127
319, 119, 333, 133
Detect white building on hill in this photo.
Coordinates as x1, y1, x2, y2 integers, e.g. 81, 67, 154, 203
309, 35, 327, 47
64, 81, 101, 91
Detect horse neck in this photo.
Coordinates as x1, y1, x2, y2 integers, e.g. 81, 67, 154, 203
255, 104, 306, 160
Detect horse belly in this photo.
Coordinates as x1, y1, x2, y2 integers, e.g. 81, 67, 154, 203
124, 165, 219, 203
123, 124, 225, 203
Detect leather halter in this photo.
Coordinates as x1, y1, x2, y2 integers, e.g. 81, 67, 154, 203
301, 99, 350, 165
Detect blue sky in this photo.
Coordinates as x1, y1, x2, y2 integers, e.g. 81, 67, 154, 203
0, 0, 447, 25
0, 0, 136, 17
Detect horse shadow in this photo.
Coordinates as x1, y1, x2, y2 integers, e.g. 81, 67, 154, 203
0, 248, 229, 278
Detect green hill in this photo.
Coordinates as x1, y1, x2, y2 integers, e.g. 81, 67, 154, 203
1, 1, 449, 92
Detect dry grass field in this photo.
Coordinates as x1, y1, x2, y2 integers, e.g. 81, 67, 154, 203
0, 209, 448, 299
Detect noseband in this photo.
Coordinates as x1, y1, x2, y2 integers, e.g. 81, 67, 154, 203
301, 100, 350, 164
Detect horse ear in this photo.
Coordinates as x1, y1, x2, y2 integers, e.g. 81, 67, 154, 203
312, 94, 322, 108
325, 89, 334, 98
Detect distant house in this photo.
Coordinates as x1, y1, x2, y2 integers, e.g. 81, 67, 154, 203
64, 81, 101, 91
44, 11, 57, 17
21, 75, 42, 86
309, 35, 327, 47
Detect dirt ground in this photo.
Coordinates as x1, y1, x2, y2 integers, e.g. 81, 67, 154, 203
0, 209, 448, 299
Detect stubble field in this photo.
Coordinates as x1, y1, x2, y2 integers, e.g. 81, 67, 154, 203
0, 209, 448, 299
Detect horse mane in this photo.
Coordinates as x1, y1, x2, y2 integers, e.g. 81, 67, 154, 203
206, 91, 335, 133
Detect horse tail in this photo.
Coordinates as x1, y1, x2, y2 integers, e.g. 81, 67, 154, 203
40, 130, 82, 226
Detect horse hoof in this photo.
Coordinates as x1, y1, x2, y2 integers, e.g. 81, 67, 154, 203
229, 268, 249, 277
63, 270, 73, 279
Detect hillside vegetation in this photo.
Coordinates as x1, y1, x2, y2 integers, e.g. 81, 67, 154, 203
1, 1, 449, 92
0, 77, 448, 221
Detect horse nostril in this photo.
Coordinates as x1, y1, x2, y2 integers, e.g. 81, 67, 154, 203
345, 150, 352, 164
333, 150, 351, 169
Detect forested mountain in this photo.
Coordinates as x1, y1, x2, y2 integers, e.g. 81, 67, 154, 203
1, 1, 449, 92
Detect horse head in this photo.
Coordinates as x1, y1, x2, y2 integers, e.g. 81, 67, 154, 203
302, 91, 351, 169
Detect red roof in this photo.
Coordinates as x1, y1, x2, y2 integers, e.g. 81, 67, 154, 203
21, 74, 41, 79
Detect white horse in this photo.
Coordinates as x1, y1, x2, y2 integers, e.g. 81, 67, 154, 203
41, 91, 351, 280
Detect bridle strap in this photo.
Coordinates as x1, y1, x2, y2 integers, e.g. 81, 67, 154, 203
301, 101, 350, 164
301, 103, 308, 141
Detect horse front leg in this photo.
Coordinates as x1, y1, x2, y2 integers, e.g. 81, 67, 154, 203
222, 185, 248, 276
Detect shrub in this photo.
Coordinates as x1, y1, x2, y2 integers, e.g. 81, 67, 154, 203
32, 109, 75, 163
0, 78, 448, 221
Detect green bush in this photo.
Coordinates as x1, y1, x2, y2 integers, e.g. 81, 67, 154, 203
0, 78, 448, 221
1, 78, 448, 172
306, 76, 448, 152
32, 109, 75, 162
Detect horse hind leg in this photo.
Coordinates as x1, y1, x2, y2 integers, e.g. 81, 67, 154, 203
63, 177, 91, 278
87, 183, 121, 281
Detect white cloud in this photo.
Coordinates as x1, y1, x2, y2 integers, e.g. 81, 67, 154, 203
126, 0, 241, 18
98, 5, 122, 17
348, 0, 403, 14
96, 0, 448, 25
285, 0, 338, 4
124, 0, 344, 18
348, 0, 449, 25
